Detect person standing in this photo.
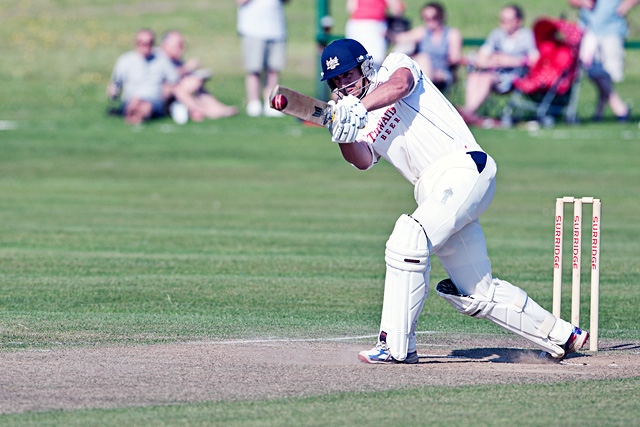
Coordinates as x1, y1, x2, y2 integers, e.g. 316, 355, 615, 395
236, 0, 288, 117
345, 0, 406, 69
318, 38, 588, 364
568, 0, 638, 121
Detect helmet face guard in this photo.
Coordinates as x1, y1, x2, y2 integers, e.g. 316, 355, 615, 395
320, 39, 376, 98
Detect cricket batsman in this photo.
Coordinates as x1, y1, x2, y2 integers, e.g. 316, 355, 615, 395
320, 38, 588, 364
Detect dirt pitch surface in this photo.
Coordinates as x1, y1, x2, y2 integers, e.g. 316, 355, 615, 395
2, 334, 640, 414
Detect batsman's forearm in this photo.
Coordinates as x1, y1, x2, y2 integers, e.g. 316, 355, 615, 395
339, 141, 373, 170
362, 67, 413, 111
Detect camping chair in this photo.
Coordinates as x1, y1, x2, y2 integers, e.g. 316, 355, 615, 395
501, 17, 584, 127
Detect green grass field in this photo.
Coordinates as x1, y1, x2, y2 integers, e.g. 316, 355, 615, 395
2, 1, 640, 426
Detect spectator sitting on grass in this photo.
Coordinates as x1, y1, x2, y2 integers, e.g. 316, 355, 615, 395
159, 31, 238, 123
107, 29, 179, 125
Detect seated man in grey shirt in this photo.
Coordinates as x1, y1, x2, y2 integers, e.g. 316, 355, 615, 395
107, 29, 180, 125
457, 5, 539, 127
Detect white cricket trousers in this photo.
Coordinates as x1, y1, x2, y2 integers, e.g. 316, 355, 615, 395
411, 150, 574, 349
412, 150, 495, 294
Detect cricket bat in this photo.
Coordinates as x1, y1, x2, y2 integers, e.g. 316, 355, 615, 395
269, 85, 333, 127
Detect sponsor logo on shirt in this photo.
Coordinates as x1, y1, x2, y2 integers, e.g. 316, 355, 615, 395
366, 106, 400, 141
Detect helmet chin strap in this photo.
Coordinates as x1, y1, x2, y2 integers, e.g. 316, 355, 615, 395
332, 76, 372, 100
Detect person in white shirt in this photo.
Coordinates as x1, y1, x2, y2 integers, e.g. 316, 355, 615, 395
319, 38, 587, 364
236, 0, 288, 117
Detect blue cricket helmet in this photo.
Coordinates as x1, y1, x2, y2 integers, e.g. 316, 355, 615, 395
320, 38, 371, 81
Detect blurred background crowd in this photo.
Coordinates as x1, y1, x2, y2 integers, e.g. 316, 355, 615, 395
98, 0, 638, 127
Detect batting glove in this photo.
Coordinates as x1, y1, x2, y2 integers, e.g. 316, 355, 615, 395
328, 95, 368, 143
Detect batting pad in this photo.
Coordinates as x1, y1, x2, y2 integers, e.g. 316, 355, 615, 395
380, 214, 431, 361
437, 278, 566, 358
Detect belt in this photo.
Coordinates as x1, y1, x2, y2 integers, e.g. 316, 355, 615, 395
467, 151, 487, 174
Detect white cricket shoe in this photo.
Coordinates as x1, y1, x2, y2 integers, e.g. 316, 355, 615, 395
542, 326, 589, 361
563, 326, 589, 355
358, 342, 419, 364
264, 102, 285, 117
246, 100, 262, 117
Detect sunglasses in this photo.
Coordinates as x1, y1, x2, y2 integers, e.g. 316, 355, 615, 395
499, 16, 517, 24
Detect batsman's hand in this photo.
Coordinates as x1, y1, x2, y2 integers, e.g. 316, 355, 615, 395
328, 95, 368, 143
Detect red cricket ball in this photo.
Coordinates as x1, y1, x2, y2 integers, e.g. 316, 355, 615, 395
271, 94, 288, 111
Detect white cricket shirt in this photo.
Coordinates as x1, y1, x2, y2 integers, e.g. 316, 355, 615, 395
359, 53, 482, 185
